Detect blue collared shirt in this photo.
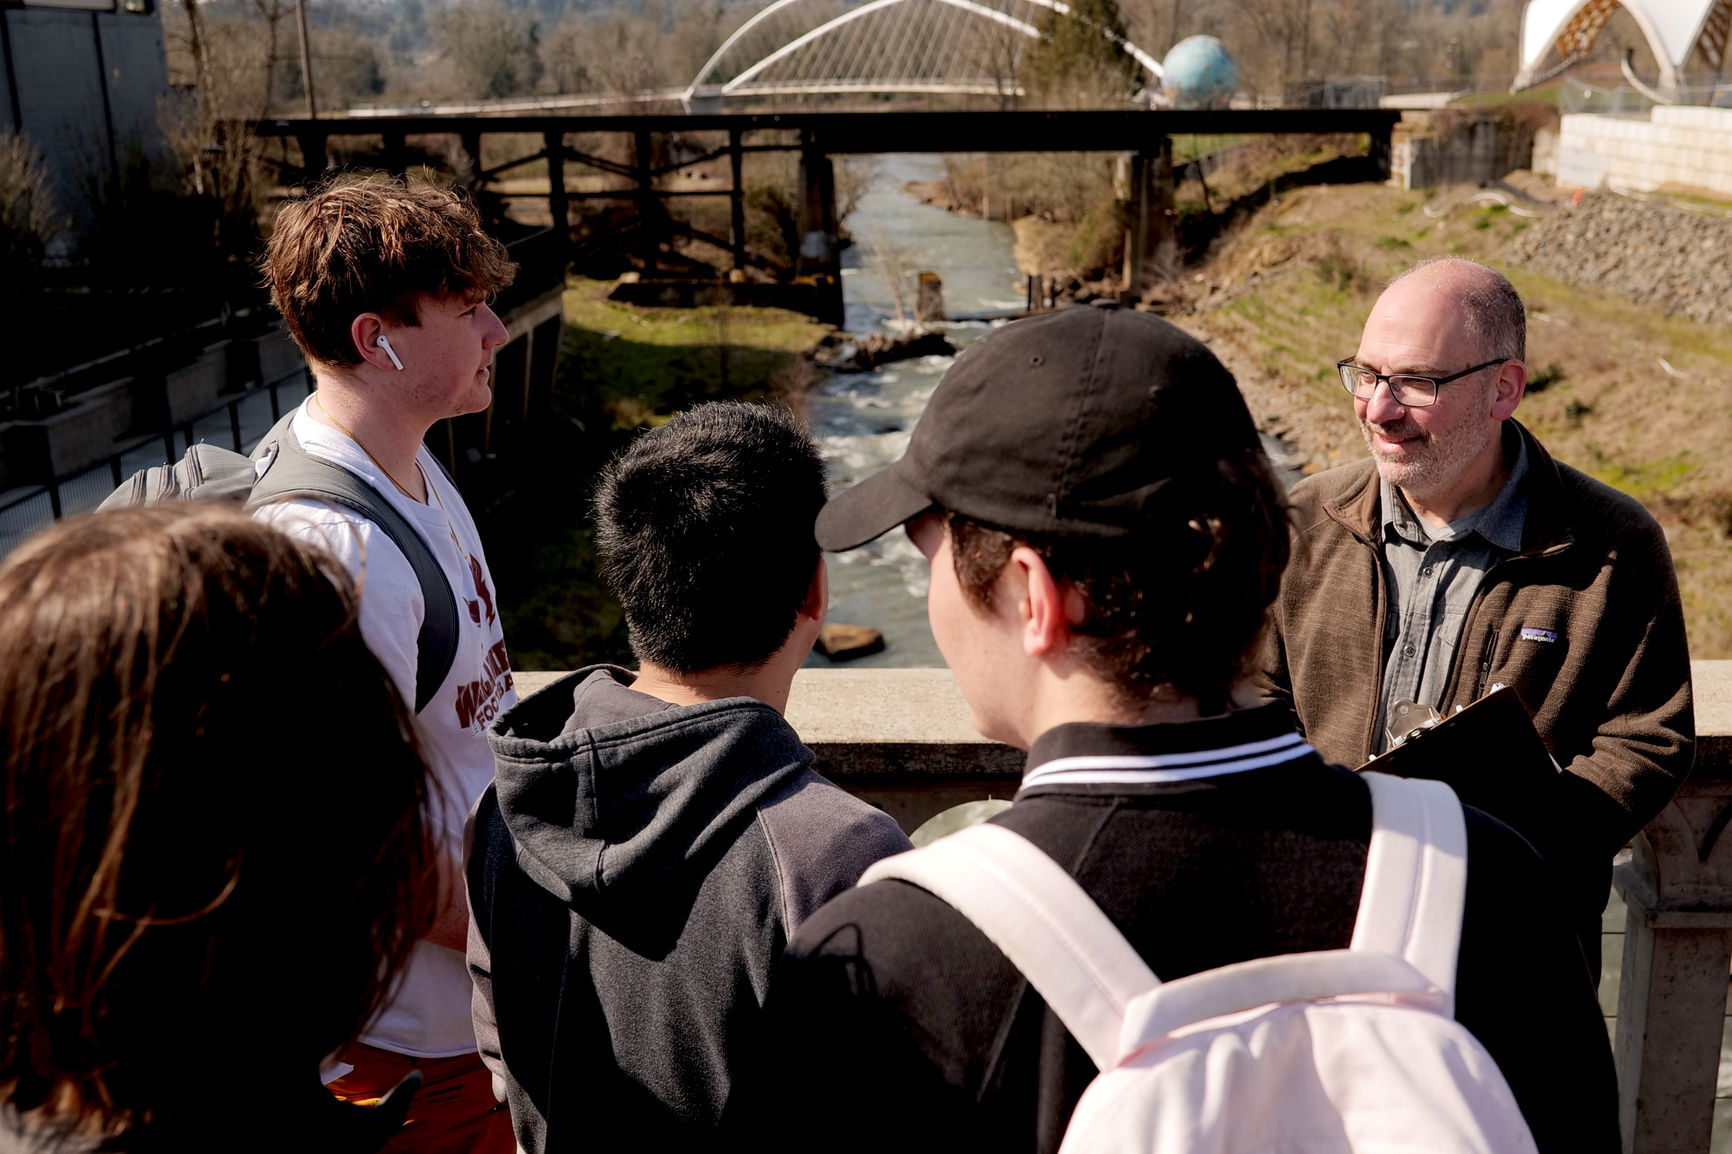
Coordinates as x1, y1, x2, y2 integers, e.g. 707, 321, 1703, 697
1374, 425, 1529, 753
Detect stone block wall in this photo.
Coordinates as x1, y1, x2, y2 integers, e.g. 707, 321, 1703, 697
259, 330, 310, 386
1557, 106, 1732, 195
1389, 112, 1539, 190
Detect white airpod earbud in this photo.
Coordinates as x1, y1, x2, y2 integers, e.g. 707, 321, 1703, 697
375, 335, 405, 372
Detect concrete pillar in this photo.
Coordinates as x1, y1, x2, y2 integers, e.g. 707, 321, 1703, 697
1613, 773, 1732, 1154
517, 328, 534, 430
796, 136, 843, 328
544, 130, 569, 267
527, 316, 561, 426
917, 272, 945, 323
1657, 58, 1685, 106
295, 129, 330, 181
633, 129, 657, 276
1121, 139, 1175, 304
1369, 124, 1393, 183
459, 129, 482, 185
728, 128, 747, 274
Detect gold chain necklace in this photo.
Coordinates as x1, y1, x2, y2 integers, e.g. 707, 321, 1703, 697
312, 393, 421, 502
311, 393, 474, 579
426, 478, 470, 561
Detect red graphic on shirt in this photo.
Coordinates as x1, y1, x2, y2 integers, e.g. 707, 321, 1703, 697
451, 552, 510, 731
466, 554, 497, 626
454, 640, 515, 730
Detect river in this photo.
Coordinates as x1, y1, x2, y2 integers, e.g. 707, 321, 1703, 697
807, 153, 1022, 669
806, 153, 1296, 670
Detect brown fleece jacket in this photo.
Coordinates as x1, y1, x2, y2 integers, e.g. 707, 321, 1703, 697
1262, 420, 1693, 867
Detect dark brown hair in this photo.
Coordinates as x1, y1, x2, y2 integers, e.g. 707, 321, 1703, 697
262, 174, 516, 368
947, 446, 1290, 714
0, 505, 438, 1135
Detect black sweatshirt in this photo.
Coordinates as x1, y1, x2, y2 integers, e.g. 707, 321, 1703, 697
731, 704, 1617, 1154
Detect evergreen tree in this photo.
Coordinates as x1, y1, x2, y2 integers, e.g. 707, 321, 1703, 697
1021, 0, 1143, 107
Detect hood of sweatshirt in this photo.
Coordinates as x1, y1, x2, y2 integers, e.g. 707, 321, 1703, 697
486, 666, 816, 912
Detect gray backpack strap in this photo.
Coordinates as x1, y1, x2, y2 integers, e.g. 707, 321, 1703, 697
248, 413, 459, 715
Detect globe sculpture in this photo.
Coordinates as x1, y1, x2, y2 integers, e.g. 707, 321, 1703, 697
1162, 36, 1238, 109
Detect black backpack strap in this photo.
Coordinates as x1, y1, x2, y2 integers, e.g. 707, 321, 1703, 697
248, 413, 460, 715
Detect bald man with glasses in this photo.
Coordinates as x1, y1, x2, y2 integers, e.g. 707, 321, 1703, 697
1263, 256, 1693, 976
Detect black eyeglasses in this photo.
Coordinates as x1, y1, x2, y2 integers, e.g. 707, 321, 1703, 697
1336, 358, 1507, 408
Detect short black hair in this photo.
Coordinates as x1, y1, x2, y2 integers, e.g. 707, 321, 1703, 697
596, 402, 827, 673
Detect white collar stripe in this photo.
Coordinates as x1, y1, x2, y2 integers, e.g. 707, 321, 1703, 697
1022, 739, 1316, 789
1030, 731, 1305, 772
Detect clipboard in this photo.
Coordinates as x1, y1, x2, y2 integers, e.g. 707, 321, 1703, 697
1360, 686, 1558, 844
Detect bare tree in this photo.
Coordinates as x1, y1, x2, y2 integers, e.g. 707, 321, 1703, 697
435, 0, 542, 100
247, 0, 290, 114
0, 132, 62, 270
870, 236, 913, 327
539, 13, 594, 93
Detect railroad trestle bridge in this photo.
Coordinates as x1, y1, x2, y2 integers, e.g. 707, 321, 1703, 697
253, 108, 1400, 326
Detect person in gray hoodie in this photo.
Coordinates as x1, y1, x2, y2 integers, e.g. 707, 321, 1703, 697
465, 401, 912, 1153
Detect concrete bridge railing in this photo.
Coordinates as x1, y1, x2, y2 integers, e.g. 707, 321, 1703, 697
516, 660, 1732, 1154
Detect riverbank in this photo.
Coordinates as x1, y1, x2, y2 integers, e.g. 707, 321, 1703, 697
483, 277, 831, 671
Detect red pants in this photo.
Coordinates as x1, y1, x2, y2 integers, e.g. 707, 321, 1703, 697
328, 1042, 515, 1154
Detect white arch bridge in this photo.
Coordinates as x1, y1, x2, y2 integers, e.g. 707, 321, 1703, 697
1514, 0, 1732, 96
682, 0, 1165, 108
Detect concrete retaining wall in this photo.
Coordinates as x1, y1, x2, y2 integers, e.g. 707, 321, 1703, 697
515, 660, 1732, 1151
259, 330, 309, 386
515, 660, 1732, 830
1389, 112, 1536, 190
33, 377, 141, 480
1557, 106, 1732, 195
1, 330, 304, 488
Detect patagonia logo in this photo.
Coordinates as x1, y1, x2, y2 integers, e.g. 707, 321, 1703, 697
1519, 627, 1559, 644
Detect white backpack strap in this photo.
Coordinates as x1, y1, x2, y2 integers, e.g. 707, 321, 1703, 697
1351, 773, 1469, 1013
859, 823, 1158, 1071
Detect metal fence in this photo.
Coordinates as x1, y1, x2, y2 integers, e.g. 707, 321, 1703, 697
1557, 82, 1732, 116
0, 369, 316, 561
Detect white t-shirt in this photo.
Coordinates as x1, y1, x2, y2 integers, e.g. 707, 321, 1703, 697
255, 401, 517, 1058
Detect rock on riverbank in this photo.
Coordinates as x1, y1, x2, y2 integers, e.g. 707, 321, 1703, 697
1509, 191, 1732, 327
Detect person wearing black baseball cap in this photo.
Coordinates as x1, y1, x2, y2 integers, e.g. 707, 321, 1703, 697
731, 305, 1615, 1154
814, 300, 1280, 743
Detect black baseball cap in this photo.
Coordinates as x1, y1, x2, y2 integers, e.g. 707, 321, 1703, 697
815, 303, 1263, 551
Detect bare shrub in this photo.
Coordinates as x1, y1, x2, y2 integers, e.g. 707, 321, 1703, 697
768, 355, 824, 418
0, 132, 62, 270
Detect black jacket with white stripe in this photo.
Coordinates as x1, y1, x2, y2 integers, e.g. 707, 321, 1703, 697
731, 703, 1616, 1154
